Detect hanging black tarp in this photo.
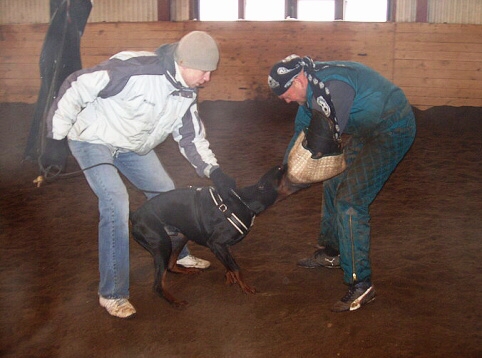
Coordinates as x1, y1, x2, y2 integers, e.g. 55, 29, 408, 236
24, 0, 92, 176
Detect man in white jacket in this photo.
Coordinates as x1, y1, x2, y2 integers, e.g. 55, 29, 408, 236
45, 31, 236, 318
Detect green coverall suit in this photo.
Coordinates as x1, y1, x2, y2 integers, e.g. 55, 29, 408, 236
285, 61, 416, 285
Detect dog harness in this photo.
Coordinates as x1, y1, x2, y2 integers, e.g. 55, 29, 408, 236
208, 187, 255, 235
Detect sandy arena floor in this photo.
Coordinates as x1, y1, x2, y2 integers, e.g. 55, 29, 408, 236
1, 101, 481, 357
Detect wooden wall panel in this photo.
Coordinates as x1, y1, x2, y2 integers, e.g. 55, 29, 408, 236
80, 22, 184, 67
394, 23, 482, 108
184, 21, 395, 102
0, 24, 45, 103
1, 21, 481, 109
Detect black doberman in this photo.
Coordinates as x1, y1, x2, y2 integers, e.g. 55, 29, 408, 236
130, 165, 299, 306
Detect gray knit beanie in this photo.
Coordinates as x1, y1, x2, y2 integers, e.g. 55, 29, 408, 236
174, 31, 220, 71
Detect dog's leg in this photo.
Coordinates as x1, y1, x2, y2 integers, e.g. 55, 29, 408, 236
159, 269, 188, 307
225, 270, 256, 294
166, 230, 202, 275
132, 225, 188, 306
149, 237, 190, 307
208, 235, 256, 294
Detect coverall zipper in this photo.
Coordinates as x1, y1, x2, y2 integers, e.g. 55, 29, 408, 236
349, 213, 357, 282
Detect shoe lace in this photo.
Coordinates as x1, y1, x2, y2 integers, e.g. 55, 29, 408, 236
340, 285, 358, 303
341, 282, 371, 303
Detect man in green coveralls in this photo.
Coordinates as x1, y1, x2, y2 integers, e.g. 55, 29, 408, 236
268, 55, 416, 312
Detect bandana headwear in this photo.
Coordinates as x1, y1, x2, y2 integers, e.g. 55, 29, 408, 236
267, 55, 320, 95
268, 55, 341, 142
268, 54, 304, 96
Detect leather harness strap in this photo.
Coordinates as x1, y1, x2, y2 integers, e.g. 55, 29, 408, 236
208, 187, 255, 235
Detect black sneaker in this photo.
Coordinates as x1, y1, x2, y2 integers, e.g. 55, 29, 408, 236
331, 281, 376, 312
297, 248, 341, 269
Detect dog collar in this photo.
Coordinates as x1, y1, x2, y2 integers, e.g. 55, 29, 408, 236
208, 187, 255, 235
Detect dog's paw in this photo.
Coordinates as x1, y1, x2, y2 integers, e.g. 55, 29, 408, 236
225, 270, 256, 294
241, 284, 257, 295
155, 288, 189, 308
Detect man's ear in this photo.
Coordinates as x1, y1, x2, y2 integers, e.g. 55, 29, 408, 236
293, 72, 307, 88
291, 76, 302, 91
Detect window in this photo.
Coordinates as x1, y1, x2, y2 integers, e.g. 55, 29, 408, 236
245, 0, 285, 21
298, 0, 335, 21
345, 0, 387, 22
199, 0, 238, 21
198, 0, 388, 22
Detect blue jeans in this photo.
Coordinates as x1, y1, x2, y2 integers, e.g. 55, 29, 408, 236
68, 140, 189, 299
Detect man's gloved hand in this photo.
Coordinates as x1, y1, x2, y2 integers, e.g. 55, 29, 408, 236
210, 168, 236, 201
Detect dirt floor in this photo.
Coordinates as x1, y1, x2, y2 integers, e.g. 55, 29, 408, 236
1, 100, 481, 358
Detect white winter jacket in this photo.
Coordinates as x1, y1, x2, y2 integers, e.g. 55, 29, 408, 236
46, 43, 218, 177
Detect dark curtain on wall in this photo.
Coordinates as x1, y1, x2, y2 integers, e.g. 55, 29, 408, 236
24, 0, 92, 175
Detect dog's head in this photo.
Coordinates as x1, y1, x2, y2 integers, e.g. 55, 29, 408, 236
236, 165, 286, 214
276, 164, 310, 201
